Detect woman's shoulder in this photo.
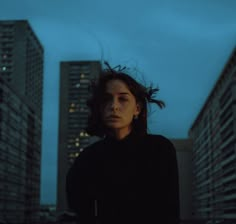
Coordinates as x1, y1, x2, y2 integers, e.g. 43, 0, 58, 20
75, 139, 105, 160
84, 139, 105, 151
69, 140, 105, 172
145, 133, 173, 144
144, 134, 176, 154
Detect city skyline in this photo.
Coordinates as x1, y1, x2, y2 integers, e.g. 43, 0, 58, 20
0, 0, 235, 204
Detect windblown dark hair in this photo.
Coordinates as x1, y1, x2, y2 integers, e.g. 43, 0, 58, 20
86, 62, 165, 137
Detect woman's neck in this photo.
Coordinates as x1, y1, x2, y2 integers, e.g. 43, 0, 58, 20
107, 128, 132, 140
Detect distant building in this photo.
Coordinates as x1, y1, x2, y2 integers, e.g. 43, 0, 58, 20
171, 139, 193, 223
0, 20, 43, 224
40, 204, 57, 223
57, 61, 101, 213
189, 48, 236, 224
56, 211, 77, 224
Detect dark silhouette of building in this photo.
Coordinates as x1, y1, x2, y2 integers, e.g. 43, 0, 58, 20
189, 48, 236, 224
0, 20, 43, 224
171, 139, 193, 223
40, 204, 57, 223
57, 61, 101, 213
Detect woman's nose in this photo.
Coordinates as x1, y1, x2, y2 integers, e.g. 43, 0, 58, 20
110, 99, 119, 110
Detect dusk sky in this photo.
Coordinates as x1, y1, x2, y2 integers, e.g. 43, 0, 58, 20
1, 0, 236, 204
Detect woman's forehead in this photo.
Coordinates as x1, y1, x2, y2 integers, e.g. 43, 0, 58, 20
105, 79, 132, 94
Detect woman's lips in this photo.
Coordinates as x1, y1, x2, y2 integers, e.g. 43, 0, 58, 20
106, 115, 121, 120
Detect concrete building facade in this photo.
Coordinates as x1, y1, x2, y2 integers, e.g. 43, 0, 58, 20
0, 20, 43, 224
0, 20, 43, 117
57, 61, 101, 213
171, 139, 193, 223
189, 48, 236, 224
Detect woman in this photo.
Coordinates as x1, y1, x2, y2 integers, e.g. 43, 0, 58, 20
66, 63, 180, 224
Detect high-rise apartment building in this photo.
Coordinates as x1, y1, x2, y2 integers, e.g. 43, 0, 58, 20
171, 139, 193, 223
189, 48, 236, 224
0, 20, 43, 224
57, 61, 101, 213
0, 20, 43, 117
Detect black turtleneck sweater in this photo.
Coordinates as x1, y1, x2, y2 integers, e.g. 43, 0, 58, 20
66, 132, 180, 224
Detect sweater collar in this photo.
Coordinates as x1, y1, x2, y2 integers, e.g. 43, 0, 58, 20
104, 130, 145, 145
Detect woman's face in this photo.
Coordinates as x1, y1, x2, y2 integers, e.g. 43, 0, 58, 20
101, 79, 140, 139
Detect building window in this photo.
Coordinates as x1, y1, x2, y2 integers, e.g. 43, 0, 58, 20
80, 73, 85, 78
75, 83, 80, 88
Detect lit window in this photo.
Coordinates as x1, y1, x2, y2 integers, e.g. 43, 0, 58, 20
2, 55, 7, 59
80, 73, 85, 78
75, 83, 80, 88
80, 148, 84, 152
75, 142, 80, 147
76, 138, 80, 142
69, 108, 75, 113
80, 132, 84, 137
69, 152, 80, 158
2, 67, 6, 71
75, 153, 79, 157
71, 103, 75, 107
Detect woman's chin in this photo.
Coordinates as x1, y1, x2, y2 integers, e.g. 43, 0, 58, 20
105, 124, 122, 129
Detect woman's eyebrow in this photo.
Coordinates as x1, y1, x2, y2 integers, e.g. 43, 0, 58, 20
119, 92, 130, 95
